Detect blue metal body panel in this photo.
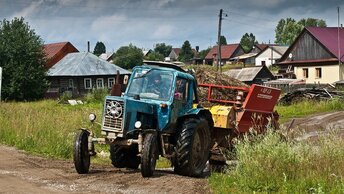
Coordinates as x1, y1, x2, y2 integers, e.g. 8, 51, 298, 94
101, 65, 204, 136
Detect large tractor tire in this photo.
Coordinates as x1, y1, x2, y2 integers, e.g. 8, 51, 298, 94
109, 145, 127, 168
73, 129, 91, 174
174, 118, 211, 177
141, 133, 158, 177
109, 145, 140, 169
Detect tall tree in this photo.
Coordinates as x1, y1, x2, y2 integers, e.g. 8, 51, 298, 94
240, 33, 257, 53
93, 41, 106, 56
219, 35, 227, 45
154, 43, 172, 57
275, 17, 327, 45
178, 40, 194, 62
113, 44, 143, 69
198, 47, 211, 59
0, 17, 48, 101
145, 51, 164, 61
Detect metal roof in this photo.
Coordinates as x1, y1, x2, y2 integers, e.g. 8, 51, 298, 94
307, 27, 344, 61
271, 46, 288, 55
205, 44, 241, 60
224, 66, 265, 82
47, 52, 131, 76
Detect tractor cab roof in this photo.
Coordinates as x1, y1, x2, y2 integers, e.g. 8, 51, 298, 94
143, 61, 186, 73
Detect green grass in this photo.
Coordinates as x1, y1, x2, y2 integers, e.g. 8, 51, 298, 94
209, 130, 344, 193
0, 100, 102, 159
276, 98, 344, 123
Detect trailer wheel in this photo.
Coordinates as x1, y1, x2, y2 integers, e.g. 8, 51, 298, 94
73, 129, 91, 174
141, 133, 158, 177
174, 118, 211, 177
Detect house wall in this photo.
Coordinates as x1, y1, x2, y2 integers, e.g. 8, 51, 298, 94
169, 51, 178, 61
294, 64, 340, 84
255, 48, 282, 67
47, 74, 130, 97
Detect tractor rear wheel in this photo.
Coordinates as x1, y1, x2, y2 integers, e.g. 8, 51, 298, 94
110, 145, 140, 169
73, 129, 91, 174
109, 145, 126, 168
141, 133, 158, 177
174, 118, 211, 177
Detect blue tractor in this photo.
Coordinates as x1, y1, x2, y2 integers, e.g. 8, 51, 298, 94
73, 62, 213, 177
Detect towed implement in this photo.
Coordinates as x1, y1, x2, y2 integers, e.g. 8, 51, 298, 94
73, 62, 280, 177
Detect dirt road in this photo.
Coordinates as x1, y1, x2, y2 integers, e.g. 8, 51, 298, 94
2, 111, 344, 194
0, 146, 209, 194
284, 111, 344, 140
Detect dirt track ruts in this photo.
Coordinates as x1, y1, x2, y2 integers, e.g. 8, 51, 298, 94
0, 145, 210, 194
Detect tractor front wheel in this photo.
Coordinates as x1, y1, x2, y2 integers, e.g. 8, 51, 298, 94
73, 129, 91, 174
174, 118, 211, 177
141, 133, 158, 177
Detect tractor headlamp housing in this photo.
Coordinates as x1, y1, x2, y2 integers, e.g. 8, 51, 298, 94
89, 113, 96, 122
135, 121, 142, 129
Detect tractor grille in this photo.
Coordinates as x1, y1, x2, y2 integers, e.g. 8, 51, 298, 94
102, 99, 124, 132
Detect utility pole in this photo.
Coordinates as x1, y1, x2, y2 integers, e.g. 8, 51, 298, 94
338, 7, 341, 67
216, 9, 223, 74
0, 67, 2, 102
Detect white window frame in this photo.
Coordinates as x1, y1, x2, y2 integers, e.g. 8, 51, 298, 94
108, 78, 115, 89
96, 78, 104, 89
84, 78, 92, 89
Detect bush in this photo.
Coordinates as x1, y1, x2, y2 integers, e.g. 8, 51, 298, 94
85, 88, 109, 103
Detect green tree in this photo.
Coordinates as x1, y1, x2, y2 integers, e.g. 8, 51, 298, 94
145, 51, 164, 61
178, 40, 194, 62
154, 43, 172, 57
275, 17, 327, 45
0, 17, 48, 101
113, 44, 143, 69
198, 47, 211, 59
220, 35, 227, 45
240, 33, 257, 53
93, 41, 106, 56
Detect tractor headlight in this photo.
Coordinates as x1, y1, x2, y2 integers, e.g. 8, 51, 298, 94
135, 121, 142, 129
89, 113, 96, 122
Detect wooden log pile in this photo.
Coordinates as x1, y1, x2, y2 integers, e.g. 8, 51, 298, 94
191, 66, 247, 106
279, 87, 344, 105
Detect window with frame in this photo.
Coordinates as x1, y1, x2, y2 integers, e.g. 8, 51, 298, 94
174, 78, 188, 101
302, 68, 309, 78
108, 78, 115, 88
96, 78, 104, 89
315, 68, 322, 78
84, 78, 92, 89
68, 79, 74, 89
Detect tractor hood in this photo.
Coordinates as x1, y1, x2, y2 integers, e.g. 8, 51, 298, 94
102, 95, 172, 136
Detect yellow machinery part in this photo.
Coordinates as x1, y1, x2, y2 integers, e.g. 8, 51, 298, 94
209, 105, 235, 129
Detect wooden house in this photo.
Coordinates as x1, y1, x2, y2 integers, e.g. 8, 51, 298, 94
205, 44, 245, 65
223, 65, 275, 85
277, 27, 344, 84
43, 42, 79, 70
47, 52, 131, 97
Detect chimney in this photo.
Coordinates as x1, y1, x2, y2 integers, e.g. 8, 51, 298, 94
87, 41, 90, 52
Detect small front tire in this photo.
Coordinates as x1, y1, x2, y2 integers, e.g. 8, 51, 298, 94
73, 129, 91, 174
141, 133, 158, 177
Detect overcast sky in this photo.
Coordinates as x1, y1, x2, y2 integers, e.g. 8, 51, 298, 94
0, 0, 344, 52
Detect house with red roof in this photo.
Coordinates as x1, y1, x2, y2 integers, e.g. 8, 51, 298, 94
277, 27, 344, 84
43, 42, 79, 70
205, 44, 245, 65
